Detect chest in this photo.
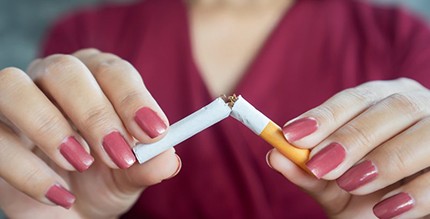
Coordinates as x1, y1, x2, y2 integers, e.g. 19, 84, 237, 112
188, 1, 293, 96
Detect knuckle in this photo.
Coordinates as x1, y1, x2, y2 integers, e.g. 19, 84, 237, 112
0, 67, 31, 94
396, 77, 424, 90
338, 122, 374, 149
385, 93, 426, 116
0, 67, 24, 77
33, 112, 63, 139
342, 88, 369, 103
42, 54, 83, 76
19, 167, 45, 191
360, 80, 387, 89
30, 54, 87, 84
78, 105, 112, 130
92, 57, 132, 76
74, 48, 101, 55
343, 85, 379, 104
44, 54, 80, 67
27, 59, 42, 77
0, 67, 27, 84
385, 146, 411, 177
72, 48, 102, 61
311, 104, 339, 125
119, 90, 145, 107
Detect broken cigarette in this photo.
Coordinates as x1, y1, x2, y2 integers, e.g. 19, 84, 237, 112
230, 95, 309, 170
133, 97, 231, 163
133, 95, 309, 171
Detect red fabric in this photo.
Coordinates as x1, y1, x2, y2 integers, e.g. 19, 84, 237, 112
41, 0, 430, 218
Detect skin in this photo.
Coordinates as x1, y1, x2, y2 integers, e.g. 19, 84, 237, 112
0, 0, 429, 218
268, 78, 430, 218
0, 50, 181, 219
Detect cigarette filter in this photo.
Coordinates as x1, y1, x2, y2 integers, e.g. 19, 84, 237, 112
133, 97, 231, 163
230, 95, 310, 170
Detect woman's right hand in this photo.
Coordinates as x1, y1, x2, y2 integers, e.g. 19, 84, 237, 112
0, 48, 181, 219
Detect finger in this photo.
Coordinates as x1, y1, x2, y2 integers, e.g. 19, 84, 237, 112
267, 149, 351, 215
0, 67, 94, 171
282, 78, 424, 148
306, 89, 430, 179
268, 149, 388, 218
372, 171, 430, 219
336, 116, 430, 195
110, 148, 180, 198
73, 49, 168, 143
0, 122, 75, 209
28, 55, 136, 169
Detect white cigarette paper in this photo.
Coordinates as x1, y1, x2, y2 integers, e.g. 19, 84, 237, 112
133, 97, 232, 164
230, 95, 270, 134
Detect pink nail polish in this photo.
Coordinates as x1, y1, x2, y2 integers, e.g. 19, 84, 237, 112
102, 131, 136, 169
336, 160, 378, 191
305, 142, 346, 178
134, 107, 167, 138
45, 184, 76, 209
282, 117, 318, 142
59, 137, 94, 172
373, 193, 414, 219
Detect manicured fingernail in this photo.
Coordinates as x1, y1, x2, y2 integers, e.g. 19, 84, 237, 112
59, 136, 94, 172
102, 131, 136, 169
282, 117, 318, 142
165, 154, 182, 180
336, 160, 378, 191
373, 192, 414, 219
266, 149, 274, 169
306, 142, 346, 178
134, 107, 167, 138
45, 184, 76, 209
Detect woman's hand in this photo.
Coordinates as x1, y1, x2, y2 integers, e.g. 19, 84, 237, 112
0, 49, 181, 219
268, 78, 430, 219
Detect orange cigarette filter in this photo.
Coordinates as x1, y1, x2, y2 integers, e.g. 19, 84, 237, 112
260, 121, 309, 170
229, 95, 310, 171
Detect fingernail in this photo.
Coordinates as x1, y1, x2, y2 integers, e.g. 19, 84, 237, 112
282, 117, 318, 142
266, 149, 274, 169
306, 142, 346, 178
59, 136, 94, 172
373, 192, 414, 219
134, 107, 167, 138
166, 155, 182, 180
102, 131, 136, 169
45, 184, 76, 209
336, 160, 378, 191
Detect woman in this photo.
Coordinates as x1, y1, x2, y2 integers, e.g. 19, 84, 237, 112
1, 0, 430, 218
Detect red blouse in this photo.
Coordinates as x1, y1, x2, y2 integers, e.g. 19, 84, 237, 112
42, 0, 430, 218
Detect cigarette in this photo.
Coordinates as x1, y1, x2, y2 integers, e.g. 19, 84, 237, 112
133, 95, 310, 171
133, 97, 231, 163
230, 95, 310, 170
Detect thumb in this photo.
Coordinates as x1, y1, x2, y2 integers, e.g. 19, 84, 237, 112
267, 149, 350, 215
113, 148, 181, 195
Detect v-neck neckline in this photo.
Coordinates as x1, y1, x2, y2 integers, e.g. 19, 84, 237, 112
181, 0, 300, 101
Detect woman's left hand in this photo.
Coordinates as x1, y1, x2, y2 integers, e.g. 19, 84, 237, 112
267, 78, 430, 219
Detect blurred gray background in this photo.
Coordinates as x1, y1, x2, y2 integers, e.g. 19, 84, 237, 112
0, 0, 429, 218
